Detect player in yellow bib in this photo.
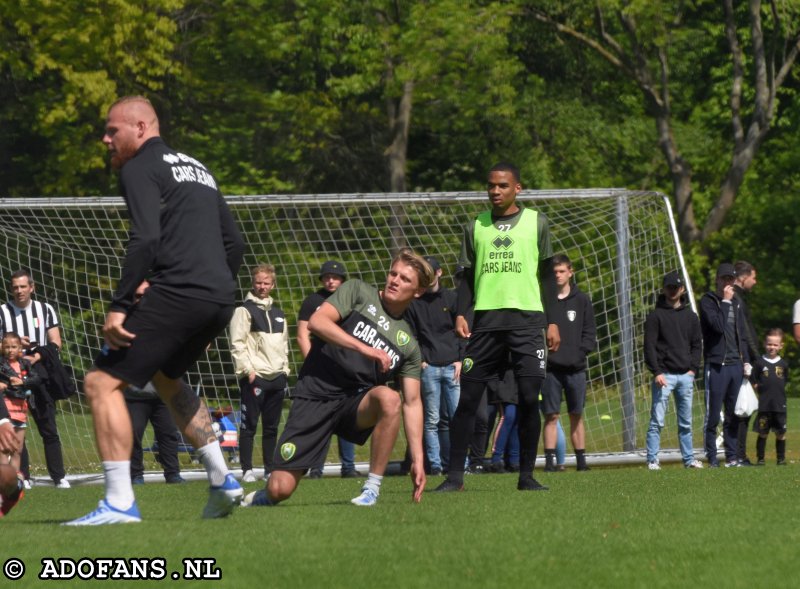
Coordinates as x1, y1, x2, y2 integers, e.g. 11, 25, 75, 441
436, 162, 560, 493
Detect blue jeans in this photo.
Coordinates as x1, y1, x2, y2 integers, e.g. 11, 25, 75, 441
555, 420, 566, 466
491, 403, 520, 466
646, 372, 695, 464
421, 364, 461, 471
339, 437, 356, 472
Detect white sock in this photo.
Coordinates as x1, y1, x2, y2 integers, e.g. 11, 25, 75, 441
365, 472, 383, 495
197, 441, 230, 486
104, 461, 135, 510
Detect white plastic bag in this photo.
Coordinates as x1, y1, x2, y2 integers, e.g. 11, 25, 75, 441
734, 380, 758, 417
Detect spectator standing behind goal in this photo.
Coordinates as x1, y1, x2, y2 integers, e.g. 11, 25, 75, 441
125, 382, 185, 485
732, 261, 759, 465
0, 332, 43, 482
792, 297, 800, 347
751, 328, 789, 466
123, 281, 185, 485
404, 256, 463, 476
229, 264, 290, 483
484, 362, 520, 473
0, 394, 25, 517
541, 254, 596, 472
64, 96, 245, 525
297, 261, 360, 478
0, 269, 70, 489
643, 271, 704, 470
700, 263, 751, 468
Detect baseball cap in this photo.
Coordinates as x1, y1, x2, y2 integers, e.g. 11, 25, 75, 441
319, 261, 346, 279
423, 256, 441, 272
662, 271, 683, 288
716, 263, 737, 278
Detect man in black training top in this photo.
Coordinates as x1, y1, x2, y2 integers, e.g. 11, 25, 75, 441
242, 249, 432, 508
437, 162, 560, 493
65, 96, 245, 525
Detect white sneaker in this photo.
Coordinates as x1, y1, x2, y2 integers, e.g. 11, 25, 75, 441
202, 474, 243, 519
647, 461, 661, 471
22, 479, 32, 490
350, 487, 379, 507
241, 489, 273, 507
241, 470, 256, 483
55, 479, 71, 489
685, 459, 704, 469
63, 499, 141, 526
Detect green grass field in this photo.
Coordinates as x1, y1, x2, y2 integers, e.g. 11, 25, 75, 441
9, 399, 799, 587
5, 458, 798, 589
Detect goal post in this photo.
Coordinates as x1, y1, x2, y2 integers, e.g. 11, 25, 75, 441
0, 189, 693, 478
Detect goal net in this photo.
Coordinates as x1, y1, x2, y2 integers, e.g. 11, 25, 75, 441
0, 190, 693, 479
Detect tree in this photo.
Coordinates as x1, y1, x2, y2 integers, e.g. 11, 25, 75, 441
527, 0, 800, 244
0, 0, 184, 196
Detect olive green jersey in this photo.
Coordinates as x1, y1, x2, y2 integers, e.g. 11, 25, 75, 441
293, 279, 422, 400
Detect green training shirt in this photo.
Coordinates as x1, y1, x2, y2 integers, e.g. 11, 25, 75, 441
293, 279, 421, 400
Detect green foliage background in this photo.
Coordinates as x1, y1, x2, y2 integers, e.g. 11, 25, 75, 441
3, 0, 800, 368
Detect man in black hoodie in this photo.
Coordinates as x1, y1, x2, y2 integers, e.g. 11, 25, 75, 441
644, 271, 703, 470
700, 263, 751, 467
541, 254, 596, 471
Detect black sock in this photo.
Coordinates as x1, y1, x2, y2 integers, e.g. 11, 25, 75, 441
516, 376, 543, 477
756, 436, 766, 461
776, 439, 786, 461
575, 449, 587, 469
446, 380, 485, 484
544, 450, 556, 468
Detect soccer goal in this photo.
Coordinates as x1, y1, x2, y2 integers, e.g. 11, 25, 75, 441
0, 189, 693, 479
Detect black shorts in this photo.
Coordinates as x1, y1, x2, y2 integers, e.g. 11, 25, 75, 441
752, 411, 787, 435
94, 287, 234, 388
541, 369, 587, 415
460, 324, 546, 383
273, 392, 372, 471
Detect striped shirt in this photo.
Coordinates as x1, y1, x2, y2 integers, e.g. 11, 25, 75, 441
0, 300, 60, 351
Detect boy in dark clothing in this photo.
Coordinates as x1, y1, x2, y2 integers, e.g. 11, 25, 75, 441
542, 254, 596, 471
751, 328, 788, 466
700, 263, 751, 467
644, 271, 703, 469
